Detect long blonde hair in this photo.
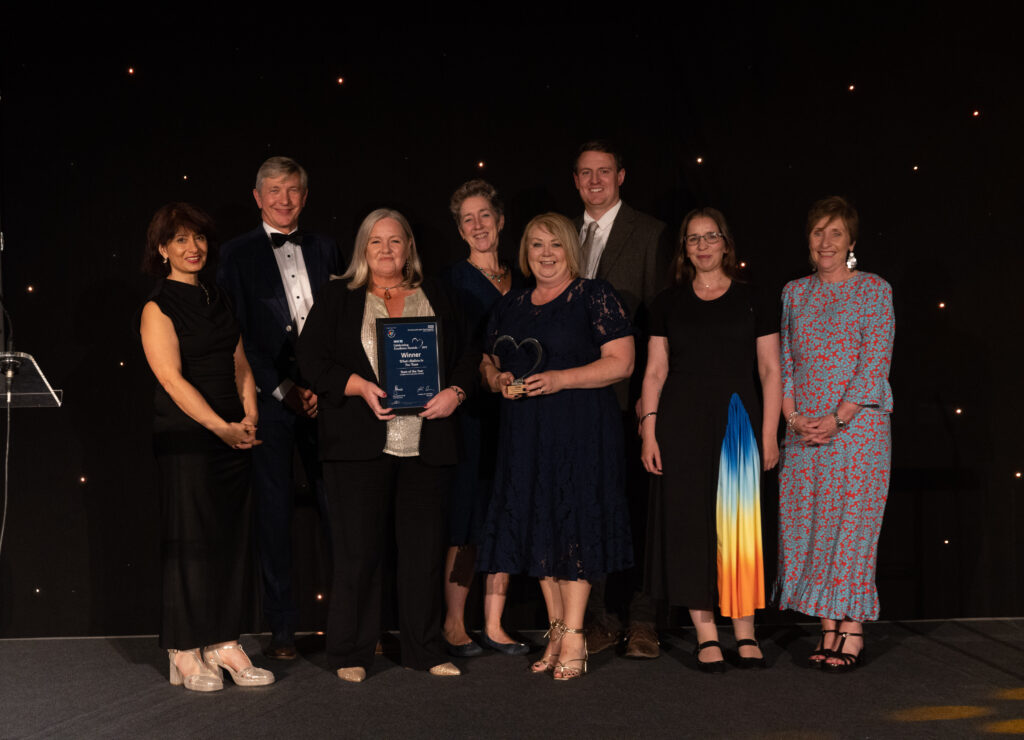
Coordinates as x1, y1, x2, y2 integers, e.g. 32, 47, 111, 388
341, 208, 424, 290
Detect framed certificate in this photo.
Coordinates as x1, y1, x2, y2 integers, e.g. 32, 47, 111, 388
376, 317, 444, 414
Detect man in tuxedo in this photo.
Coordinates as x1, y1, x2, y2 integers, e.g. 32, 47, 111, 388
573, 140, 670, 660
218, 156, 342, 659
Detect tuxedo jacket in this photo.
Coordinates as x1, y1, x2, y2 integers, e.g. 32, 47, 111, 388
576, 202, 671, 406
296, 278, 478, 466
217, 226, 342, 422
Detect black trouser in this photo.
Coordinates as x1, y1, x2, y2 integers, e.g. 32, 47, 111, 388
323, 455, 450, 671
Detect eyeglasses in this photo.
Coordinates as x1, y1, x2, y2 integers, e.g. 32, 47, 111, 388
685, 232, 724, 246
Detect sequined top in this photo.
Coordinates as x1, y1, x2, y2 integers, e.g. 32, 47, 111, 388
360, 289, 435, 457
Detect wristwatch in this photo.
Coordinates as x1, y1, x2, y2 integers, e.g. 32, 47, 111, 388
832, 413, 846, 430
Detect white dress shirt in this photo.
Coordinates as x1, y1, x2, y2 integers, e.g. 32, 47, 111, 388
579, 199, 623, 279
263, 223, 315, 400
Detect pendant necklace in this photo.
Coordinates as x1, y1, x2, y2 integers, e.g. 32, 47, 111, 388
469, 259, 507, 283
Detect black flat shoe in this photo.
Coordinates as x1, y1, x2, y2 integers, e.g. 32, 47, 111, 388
694, 640, 727, 674
735, 638, 767, 669
480, 631, 530, 656
445, 638, 484, 658
822, 631, 864, 673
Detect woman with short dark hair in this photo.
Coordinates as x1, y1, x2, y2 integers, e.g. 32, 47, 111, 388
140, 202, 274, 692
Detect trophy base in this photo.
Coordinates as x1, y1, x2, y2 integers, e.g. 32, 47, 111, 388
506, 382, 529, 397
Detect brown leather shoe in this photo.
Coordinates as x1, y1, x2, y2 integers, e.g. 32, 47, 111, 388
584, 623, 621, 655
624, 624, 660, 659
263, 643, 298, 660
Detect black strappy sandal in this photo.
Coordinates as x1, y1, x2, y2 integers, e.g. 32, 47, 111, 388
807, 628, 839, 669
821, 631, 864, 673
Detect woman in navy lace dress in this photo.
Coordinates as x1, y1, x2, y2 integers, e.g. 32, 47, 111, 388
478, 213, 635, 680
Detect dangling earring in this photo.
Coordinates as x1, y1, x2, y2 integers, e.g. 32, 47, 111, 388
846, 250, 858, 270
162, 257, 168, 264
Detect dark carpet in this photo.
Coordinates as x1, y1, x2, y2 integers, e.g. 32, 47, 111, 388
2, 619, 1023, 738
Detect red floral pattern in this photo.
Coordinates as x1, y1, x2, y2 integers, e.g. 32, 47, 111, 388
777, 272, 894, 621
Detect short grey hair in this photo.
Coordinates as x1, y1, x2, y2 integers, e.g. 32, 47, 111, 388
254, 156, 308, 191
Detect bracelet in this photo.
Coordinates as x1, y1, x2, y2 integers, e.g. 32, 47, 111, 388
449, 386, 466, 405
639, 411, 657, 424
786, 411, 799, 429
832, 412, 846, 430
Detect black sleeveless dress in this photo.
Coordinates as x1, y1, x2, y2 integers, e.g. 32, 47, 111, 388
148, 278, 252, 649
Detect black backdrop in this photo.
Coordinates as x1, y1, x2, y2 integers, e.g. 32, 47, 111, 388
1, 13, 1021, 637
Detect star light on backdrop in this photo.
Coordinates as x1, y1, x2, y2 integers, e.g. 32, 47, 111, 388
0, 30, 1016, 650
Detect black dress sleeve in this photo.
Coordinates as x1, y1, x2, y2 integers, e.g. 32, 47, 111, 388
648, 287, 672, 338
752, 282, 781, 338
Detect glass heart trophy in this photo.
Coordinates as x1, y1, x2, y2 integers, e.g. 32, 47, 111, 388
376, 317, 444, 413
491, 335, 543, 397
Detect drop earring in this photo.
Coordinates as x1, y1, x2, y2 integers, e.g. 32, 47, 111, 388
846, 251, 857, 270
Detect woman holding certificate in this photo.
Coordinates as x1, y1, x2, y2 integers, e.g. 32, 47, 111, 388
297, 208, 479, 682
478, 212, 635, 681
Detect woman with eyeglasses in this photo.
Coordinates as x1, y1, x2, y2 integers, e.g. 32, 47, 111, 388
639, 208, 781, 672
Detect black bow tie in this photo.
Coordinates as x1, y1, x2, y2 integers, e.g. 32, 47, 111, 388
270, 231, 303, 247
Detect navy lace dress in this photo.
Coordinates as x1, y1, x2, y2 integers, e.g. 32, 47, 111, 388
477, 278, 634, 581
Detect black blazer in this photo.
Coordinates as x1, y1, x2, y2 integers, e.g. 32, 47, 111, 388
217, 226, 342, 422
296, 277, 478, 465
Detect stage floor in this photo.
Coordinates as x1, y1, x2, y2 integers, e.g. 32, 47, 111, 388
2, 619, 1023, 738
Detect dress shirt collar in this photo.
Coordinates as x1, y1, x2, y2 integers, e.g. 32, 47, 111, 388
582, 199, 623, 233
262, 221, 300, 244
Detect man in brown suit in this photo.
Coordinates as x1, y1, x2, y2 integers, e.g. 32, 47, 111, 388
573, 139, 671, 659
